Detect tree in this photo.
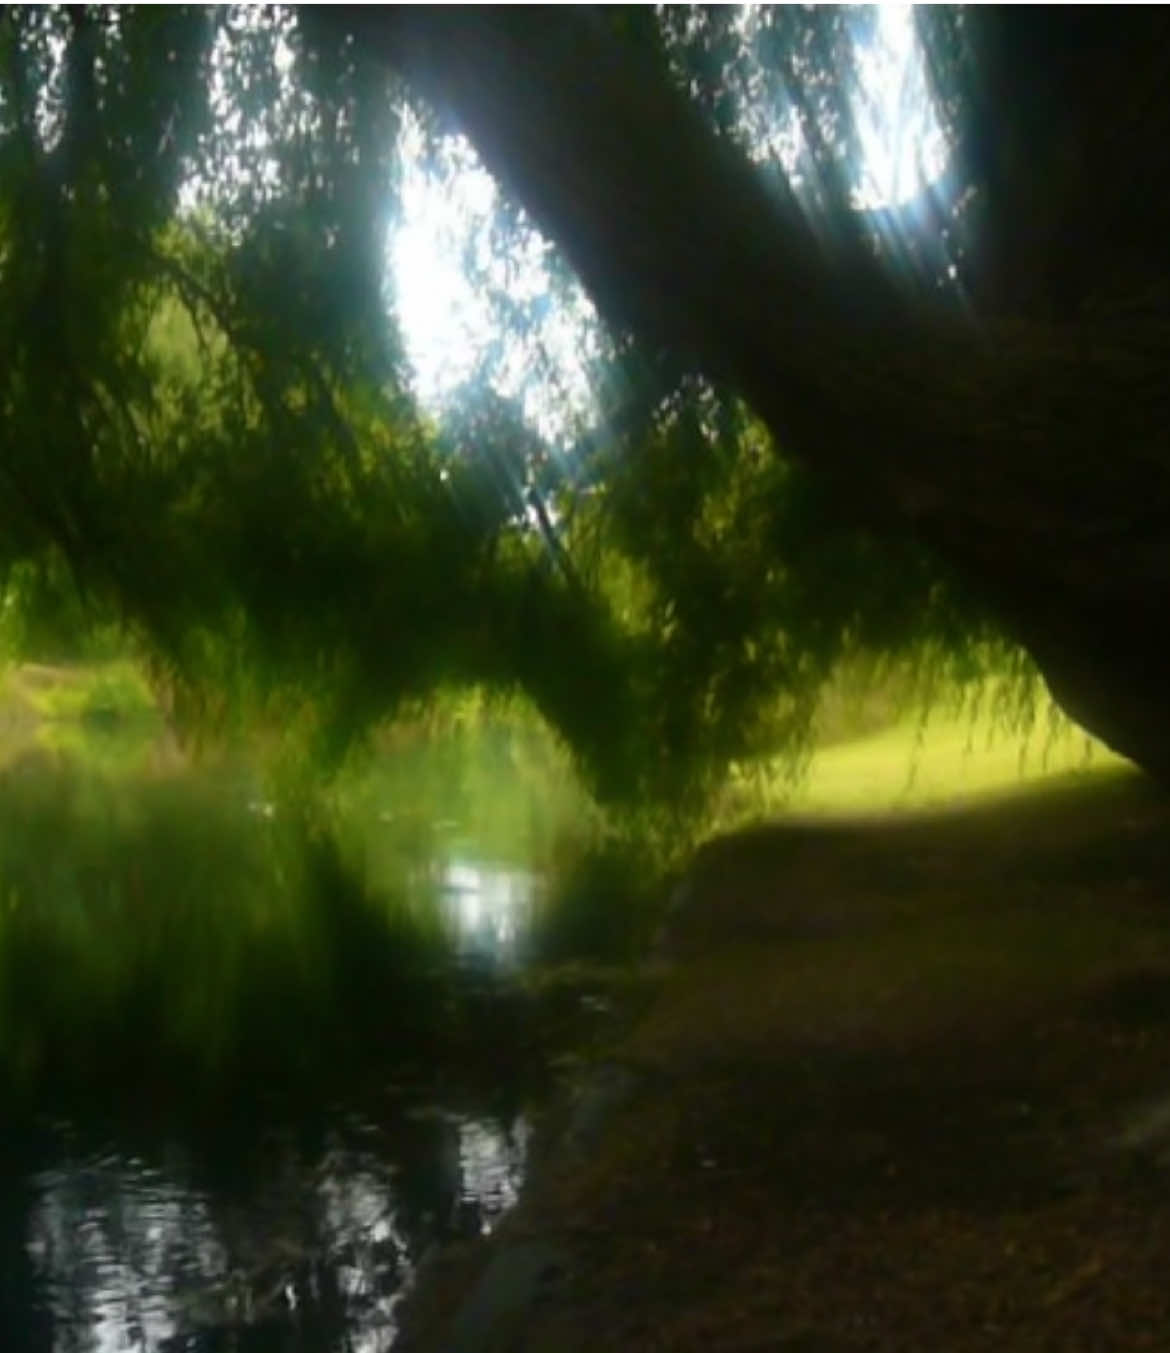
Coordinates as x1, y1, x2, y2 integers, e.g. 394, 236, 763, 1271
305, 6, 1170, 782
1, 6, 1167, 798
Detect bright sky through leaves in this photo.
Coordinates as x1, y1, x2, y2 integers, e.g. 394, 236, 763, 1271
390, 5, 946, 432
852, 5, 947, 209
389, 111, 601, 446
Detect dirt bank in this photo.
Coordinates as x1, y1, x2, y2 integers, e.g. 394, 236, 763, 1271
398, 772, 1170, 1352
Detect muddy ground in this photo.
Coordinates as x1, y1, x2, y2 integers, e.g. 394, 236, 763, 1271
398, 771, 1170, 1352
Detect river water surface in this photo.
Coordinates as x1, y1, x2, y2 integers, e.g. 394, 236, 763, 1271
0, 706, 621, 1351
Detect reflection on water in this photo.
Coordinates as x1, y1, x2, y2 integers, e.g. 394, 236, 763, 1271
456, 1116, 529, 1234
16, 1106, 529, 1351
0, 695, 607, 1351
437, 859, 538, 968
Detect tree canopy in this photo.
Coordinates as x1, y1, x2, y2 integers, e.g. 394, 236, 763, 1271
1, 6, 1166, 805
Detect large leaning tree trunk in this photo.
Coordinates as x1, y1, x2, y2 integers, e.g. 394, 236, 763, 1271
308, 7, 1170, 783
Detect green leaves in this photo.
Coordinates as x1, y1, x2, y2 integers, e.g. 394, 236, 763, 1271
0, 6, 1038, 822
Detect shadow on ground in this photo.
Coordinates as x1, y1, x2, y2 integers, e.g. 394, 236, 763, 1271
397, 770, 1170, 1352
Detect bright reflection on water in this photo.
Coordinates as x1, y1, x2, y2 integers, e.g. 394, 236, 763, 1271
19, 1108, 529, 1351
456, 1116, 530, 1234
437, 858, 538, 968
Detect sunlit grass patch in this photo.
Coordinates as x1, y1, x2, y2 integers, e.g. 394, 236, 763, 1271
798, 711, 1118, 814
0, 660, 169, 777
724, 694, 1127, 822
2, 659, 157, 723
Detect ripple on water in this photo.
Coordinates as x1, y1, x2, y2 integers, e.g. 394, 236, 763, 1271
15, 1103, 531, 1351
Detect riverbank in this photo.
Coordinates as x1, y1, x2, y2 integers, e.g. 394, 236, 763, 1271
397, 770, 1170, 1351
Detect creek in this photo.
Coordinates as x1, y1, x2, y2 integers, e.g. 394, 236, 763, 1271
0, 708, 627, 1351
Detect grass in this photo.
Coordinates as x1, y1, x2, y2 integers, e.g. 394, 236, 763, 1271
0, 659, 172, 780
1, 658, 158, 724
724, 693, 1125, 822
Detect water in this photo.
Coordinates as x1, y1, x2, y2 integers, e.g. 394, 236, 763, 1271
0, 699, 623, 1351
4, 1103, 530, 1352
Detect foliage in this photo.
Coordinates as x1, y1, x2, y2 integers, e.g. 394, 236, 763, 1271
0, 6, 1072, 821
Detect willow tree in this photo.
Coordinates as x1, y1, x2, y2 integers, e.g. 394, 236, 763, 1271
309, 6, 1170, 781
1, 7, 1166, 798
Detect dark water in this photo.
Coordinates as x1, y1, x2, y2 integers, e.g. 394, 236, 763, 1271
3, 1097, 530, 1352
0, 720, 622, 1352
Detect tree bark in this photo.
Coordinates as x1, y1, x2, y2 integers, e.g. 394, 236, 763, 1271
317, 6, 1170, 781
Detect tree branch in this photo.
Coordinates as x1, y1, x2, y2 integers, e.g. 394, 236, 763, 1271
303, 6, 1170, 777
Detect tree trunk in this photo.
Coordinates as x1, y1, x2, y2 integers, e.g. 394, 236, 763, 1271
320, 7, 1170, 781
